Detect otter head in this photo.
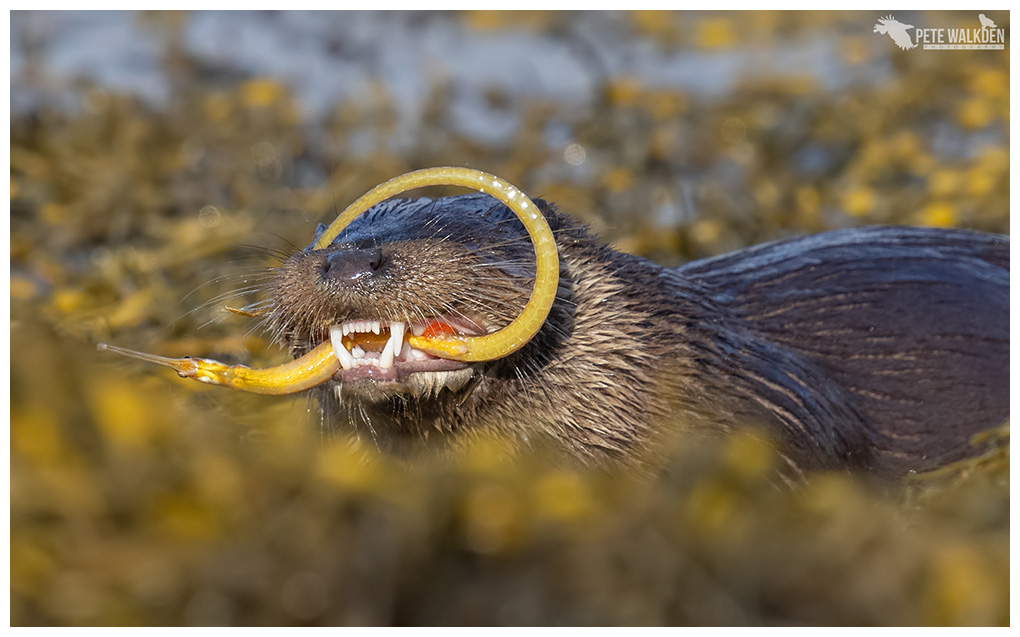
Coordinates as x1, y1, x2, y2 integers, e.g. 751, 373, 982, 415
268, 194, 575, 450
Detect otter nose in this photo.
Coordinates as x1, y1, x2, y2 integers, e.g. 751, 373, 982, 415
322, 248, 383, 283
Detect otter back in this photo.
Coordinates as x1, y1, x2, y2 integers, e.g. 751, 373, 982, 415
677, 226, 1009, 475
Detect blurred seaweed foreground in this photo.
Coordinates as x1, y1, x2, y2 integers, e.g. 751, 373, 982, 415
10, 11, 1009, 626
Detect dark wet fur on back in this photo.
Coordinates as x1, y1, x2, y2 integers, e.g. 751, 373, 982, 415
678, 227, 1008, 474
268, 194, 1009, 477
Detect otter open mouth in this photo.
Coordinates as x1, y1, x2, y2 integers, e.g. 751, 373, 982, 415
327, 318, 482, 383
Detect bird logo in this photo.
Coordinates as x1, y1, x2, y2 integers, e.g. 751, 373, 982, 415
978, 14, 997, 29
874, 15, 917, 50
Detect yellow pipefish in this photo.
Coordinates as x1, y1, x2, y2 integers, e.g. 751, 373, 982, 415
98, 167, 561, 395
96, 341, 339, 396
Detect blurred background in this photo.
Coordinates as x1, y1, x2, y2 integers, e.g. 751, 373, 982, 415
10, 10, 1009, 626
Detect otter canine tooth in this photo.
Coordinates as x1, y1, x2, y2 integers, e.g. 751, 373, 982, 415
380, 322, 405, 369
329, 325, 355, 370
389, 321, 405, 349
379, 338, 395, 369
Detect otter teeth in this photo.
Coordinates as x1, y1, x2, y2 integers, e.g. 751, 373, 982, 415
329, 325, 355, 370
329, 320, 410, 370
379, 321, 405, 369
340, 320, 384, 336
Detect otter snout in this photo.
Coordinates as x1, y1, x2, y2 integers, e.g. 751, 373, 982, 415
322, 247, 384, 283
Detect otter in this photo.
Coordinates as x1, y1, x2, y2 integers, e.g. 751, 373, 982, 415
266, 193, 1008, 477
